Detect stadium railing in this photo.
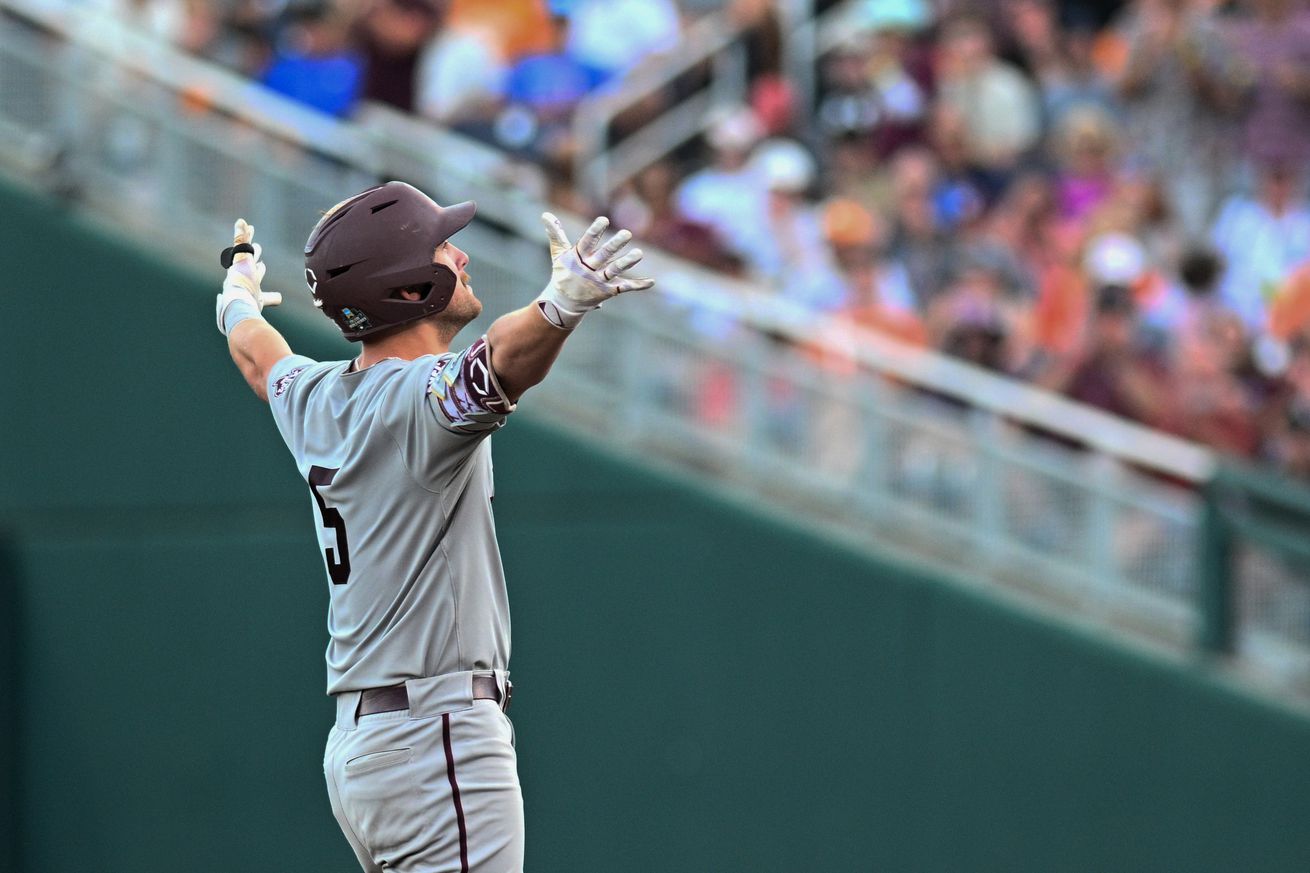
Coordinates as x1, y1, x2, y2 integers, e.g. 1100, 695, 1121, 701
569, 10, 749, 203
5, 0, 1310, 697
1200, 464, 1310, 682
568, 0, 854, 203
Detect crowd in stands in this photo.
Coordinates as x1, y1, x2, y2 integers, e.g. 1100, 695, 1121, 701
82, 0, 1310, 476
614, 0, 1310, 478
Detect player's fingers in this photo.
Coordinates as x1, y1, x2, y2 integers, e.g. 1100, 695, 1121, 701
602, 248, 643, 280
575, 216, 609, 265
594, 228, 633, 265
233, 219, 256, 262
540, 212, 571, 252
262, 291, 283, 307
613, 276, 655, 294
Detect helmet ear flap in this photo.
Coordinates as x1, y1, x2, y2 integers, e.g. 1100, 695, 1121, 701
429, 263, 458, 309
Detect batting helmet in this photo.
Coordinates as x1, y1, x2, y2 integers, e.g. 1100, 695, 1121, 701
304, 181, 476, 341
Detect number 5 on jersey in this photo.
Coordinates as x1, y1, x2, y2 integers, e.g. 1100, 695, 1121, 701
309, 465, 351, 585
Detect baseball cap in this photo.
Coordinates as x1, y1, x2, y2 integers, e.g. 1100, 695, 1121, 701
1084, 232, 1146, 286
751, 139, 816, 193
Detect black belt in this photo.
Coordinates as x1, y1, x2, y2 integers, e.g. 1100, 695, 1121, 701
357, 674, 510, 716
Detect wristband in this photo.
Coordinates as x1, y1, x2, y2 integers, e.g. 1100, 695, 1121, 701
222, 298, 264, 335
534, 285, 590, 331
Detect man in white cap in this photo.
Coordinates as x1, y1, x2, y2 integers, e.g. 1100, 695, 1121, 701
675, 104, 766, 251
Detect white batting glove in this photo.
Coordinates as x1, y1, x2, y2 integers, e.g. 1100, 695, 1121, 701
535, 212, 654, 330
215, 219, 281, 336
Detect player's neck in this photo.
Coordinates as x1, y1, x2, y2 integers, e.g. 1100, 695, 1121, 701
356, 321, 452, 368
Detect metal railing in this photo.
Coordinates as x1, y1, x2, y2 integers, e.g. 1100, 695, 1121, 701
5, 0, 1310, 694
1201, 465, 1310, 692
568, 0, 858, 203
570, 11, 748, 203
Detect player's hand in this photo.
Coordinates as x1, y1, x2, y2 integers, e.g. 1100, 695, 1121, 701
535, 212, 654, 329
216, 219, 282, 336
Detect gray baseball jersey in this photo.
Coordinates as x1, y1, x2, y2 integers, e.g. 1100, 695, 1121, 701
266, 336, 516, 695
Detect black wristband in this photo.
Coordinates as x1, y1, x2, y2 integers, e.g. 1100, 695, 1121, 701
220, 243, 256, 269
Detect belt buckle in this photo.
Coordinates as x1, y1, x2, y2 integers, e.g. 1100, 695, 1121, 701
501, 679, 513, 713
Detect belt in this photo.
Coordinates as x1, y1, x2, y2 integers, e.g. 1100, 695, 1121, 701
357, 674, 511, 717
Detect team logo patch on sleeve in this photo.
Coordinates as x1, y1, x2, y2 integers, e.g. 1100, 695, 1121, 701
273, 366, 307, 398
427, 339, 515, 433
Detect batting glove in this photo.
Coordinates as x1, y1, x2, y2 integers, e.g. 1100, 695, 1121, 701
535, 212, 654, 330
216, 219, 282, 336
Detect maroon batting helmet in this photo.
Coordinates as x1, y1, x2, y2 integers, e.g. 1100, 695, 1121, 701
303, 181, 476, 341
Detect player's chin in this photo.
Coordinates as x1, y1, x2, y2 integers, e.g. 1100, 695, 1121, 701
440, 288, 482, 329
461, 289, 483, 320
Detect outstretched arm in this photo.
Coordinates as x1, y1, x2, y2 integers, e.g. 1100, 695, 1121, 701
216, 219, 289, 402
488, 213, 653, 403
485, 306, 570, 404
228, 319, 292, 402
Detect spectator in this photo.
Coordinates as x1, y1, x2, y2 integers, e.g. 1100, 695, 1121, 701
1029, 220, 1094, 377
933, 297, 1013, 373
564, 0, 680, 84
213, 0, 282, 76
817, 1, 934, 162
926, 247, 1034, 374
1052, 106, 1119, 221
1270, 258, 1310, 344
817, 33, 885, 153
1211, 161, 1310, 334
1172, 245, 1230, 349
1263, 334, 1310, 475
1059, 283, 1178, 429
615, 161, 743, 274
488, 13, 597, 168
414, 20, 509, 126
675, 105, 767, 260
261, 5, 362, 118
1082, 230, 1187, 340
1225, 0, 1310, 169
1005, 0, 1118, 125
1002, 0, 1064, 81
353, 0, 446, 113
736, 138, 846, 312
926, 102, 997, 228
887, 147, 960, 308
1111, 0, 1238, 236
825, 198, 926, 346
935, 14, 1043, 173
1172, 307, 1262, 455
986, 168, 1058, 270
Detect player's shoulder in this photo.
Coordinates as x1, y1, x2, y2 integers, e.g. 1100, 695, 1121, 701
268, 355, 341, 399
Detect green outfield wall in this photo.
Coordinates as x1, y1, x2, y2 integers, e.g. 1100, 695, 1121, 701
4, 180, 1310, 873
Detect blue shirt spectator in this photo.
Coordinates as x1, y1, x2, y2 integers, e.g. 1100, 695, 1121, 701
261, 7, 362, 117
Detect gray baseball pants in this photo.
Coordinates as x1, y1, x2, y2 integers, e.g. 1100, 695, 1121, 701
325, 671, 523, 873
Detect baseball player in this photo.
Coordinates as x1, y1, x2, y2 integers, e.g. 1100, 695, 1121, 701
214, 181, 653, 873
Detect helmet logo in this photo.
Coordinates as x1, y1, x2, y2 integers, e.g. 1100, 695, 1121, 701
305, 267, 319, 294
340, 307, 373, 332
